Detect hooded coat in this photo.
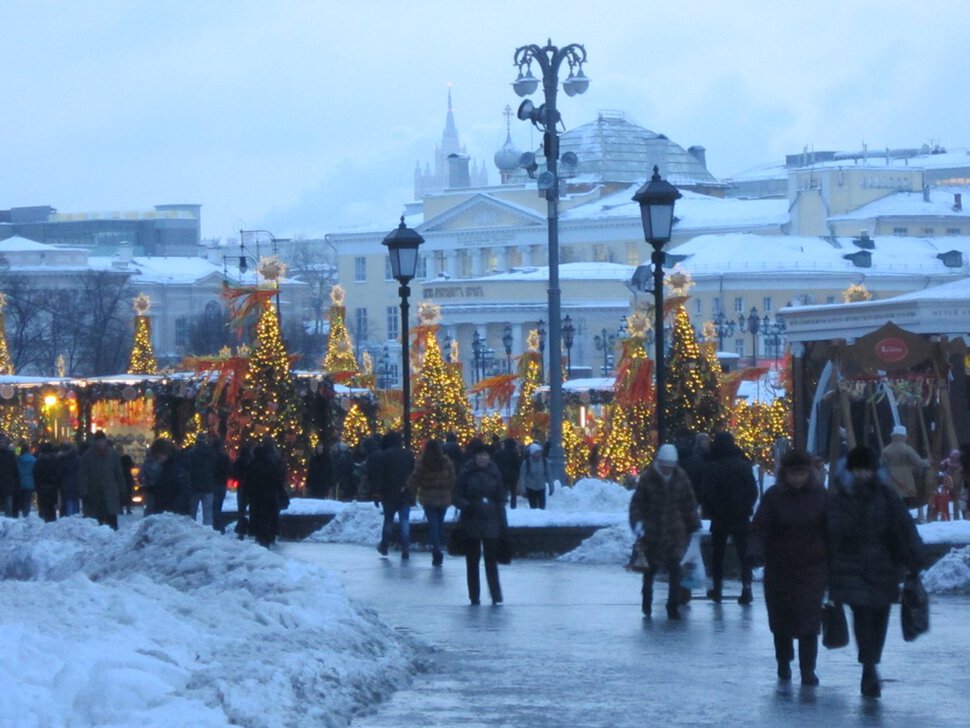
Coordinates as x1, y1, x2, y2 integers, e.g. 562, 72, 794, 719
704, 432, 758, 530
453, 459, 506, 540
629, 464, 701, 565
749, 460, 828, 637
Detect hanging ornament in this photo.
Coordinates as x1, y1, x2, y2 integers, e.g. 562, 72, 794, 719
122, 386, 137, 401
0, 385, 14, 400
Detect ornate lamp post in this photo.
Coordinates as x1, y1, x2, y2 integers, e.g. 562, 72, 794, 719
537, 318, 546, 382
762, 315, 787, 363
562, 315, 575, 379
594, 328, 616, 376
502, 324, 513, 373
712, 310, 736, 351
633, 166, 681, 445
737, 306, 761, 367
472, 330, 484, 384
512, 39, 589, 485
378, 346, 391, 389
239, 228, 285, 321
382, 216, 424, 451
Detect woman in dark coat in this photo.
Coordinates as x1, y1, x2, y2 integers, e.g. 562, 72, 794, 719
453, 441, 506, 605
33, 442, 61, 522
828, 446, 923, 698
409, 439, 455, 567
243, 444, 290, 547
749, 450, 827, 685
305, 442, 332, 498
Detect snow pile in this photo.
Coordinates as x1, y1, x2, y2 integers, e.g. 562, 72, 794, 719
923, 545, 970, 594
917, 520, 970, 544
0, 515, 417, 727
557, 524, 632, 565
548, 477, 632, 513
305, 502, 397, 546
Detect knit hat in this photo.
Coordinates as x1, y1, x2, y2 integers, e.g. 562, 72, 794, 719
846, 446, 878, 471
891, 425, 907, 438
655, 443, 678, 464
527, 443, 542, 455
780, 450, 813, 470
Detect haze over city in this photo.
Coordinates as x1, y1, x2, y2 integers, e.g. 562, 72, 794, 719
2, 0, 967, 239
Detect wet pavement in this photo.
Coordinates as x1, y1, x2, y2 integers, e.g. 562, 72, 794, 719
282, 542, 970, 728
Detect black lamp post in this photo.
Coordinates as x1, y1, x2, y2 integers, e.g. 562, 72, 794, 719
562, 315, 575, 379
712, 310, 736, 351
502, 324, 513, 373
762, 315, 786, 363
537, 319, 546, 382
378, 346, 391, 389
633, 166, 681, 446
239, 228, 285, 322
512, 39, 589, 486
737, 306, 761, 367
594, 328, 616, 375
382, 216, 424, 451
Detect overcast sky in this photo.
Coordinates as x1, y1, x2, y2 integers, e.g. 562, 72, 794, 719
2, 1, 967, 241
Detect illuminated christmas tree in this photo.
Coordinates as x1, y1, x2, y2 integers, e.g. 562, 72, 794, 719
341, 402, 372, 449
411, 304, 474, 447
510, 329, 543, 441
0, 293, 14, 375
477, 411, 506, 442
322, 285, 360, 381
562, 421, 591, 484
127, 294, 158, 375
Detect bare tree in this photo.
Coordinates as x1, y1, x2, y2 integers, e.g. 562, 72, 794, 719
186, 301, 233, 356
0, 272, 48, 373
283, 237, 337, 336
74, 271, 133, 375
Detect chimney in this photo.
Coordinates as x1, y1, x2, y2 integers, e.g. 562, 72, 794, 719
955, 193, 963, 212
447, 153, 471, 189
687, 145, 707, 169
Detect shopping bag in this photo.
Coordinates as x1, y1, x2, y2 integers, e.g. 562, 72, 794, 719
446, 524, 469, 556
680, 532, 707, 591
821, 601, 849, 649
626, 539, 650, 573
901, 572, 929, 641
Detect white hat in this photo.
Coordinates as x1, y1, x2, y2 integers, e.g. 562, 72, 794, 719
656, 443, 678, 464
527, 443, 542, 455
892, 425, 907, 437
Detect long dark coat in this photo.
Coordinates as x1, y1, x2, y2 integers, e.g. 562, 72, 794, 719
78, 445, 125, 520
750, 474, 828, 638
629, 465, 701, 565
827, 472, 923, 608
704, 434, 758, 530
370, 432, 416, 509
244, 448, 289, 547
453, 460, 506, 539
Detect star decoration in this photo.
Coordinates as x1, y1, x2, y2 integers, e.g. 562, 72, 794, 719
133, 293, 151, 315
418, 301, 441, 326
258, 256, 286, 282
666, 265, 694, 297
527, 329, 540, 352
330, 284, 345, 306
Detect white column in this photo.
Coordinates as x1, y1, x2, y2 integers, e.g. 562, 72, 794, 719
471, 248, 484, 277
519, 245, 532, 267
446, 250, 459, 278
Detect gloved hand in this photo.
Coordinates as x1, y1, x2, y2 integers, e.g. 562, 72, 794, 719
373, 498, 381, 509
548, 482, 555, 496
632, 521, 645, 538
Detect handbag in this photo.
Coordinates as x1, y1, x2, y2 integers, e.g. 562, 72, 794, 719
821, 601, 849, 649
496, 528, 513, 565
901, 572, 930, 641
446, 521, 469, 557
626, 539, 650, 573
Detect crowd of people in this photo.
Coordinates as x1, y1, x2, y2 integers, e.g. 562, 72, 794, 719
632, 427, 927, 699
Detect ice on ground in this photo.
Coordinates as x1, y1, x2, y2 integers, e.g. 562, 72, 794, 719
923, 545, 970, 594
0, 515, 417, 727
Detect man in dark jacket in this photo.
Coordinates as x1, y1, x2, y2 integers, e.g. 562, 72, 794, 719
0, 435, 21, 517
492, 438, 521, 509
370, 431, 416, 559
186, 434, 218, 526
704, 431, 759, 605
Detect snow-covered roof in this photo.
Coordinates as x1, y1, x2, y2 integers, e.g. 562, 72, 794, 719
468, 261, 634, 283
670, 232, 970, 276
726, 148, 970, 182
829, 186, 970, 222
0, 236, 86, 253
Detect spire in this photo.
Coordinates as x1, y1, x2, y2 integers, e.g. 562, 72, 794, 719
441, 83, 459, 154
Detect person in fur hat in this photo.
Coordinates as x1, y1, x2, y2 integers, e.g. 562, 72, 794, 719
628, 444, 701, 620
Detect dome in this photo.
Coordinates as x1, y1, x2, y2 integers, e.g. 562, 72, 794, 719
513, 110, 722, 190
494, 131, 522, 173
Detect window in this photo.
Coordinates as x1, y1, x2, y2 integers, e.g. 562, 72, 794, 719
593, 244, 608, 262
947, 227, 961, 236
826, 295, 836, 304
417, 255, 429, 279
762, 297, 772, 312
712, 297, 721, 315
385, 257, 393, 280
175, 316, 188, 347
735, 339, 745, 358
626, 242, 640, 266
355, 308, 368, 342
694, 298, 703, 315
922, 227, 935, 236
734, 297, 744, 313
893, 227, 908, 236
354, 256, 367, 282
386, 306, 399, 341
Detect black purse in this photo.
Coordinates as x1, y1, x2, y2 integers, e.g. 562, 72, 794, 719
821, 601, 849, 649
901, 572, 929, 641
496, 528, 512, 565
446, 521, 469, 556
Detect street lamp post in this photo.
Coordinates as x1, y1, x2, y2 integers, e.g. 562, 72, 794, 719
472, 330, 484, 384
502, 324, 513, 373
633, 166, 682, 446
382, 216, 424, 451
712, 310, 736, 352
378, 346, 390, 389
512, 39, 589, 486
562, 315, 575, 379
537, 319, 546, 382
737, 306, 761, 367
594, 328, 616, 375
239, 229, 285, 322
762, 315, 786, 363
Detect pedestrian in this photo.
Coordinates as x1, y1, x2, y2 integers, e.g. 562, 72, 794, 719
443, 431, 464, 473
453, 441, 506, 605
78, 431, 125, 530
409, 439, 455, 567
518, 442, 552, 509
242, 443, 290, 547
212, 437, 231, 533
56, 443, 81, 517
938, 449, 963, 521
186, 433, 217, 525
828, 446, 924, 699
0, 435, 21, 517
17, 442, 36, 517
330, 439, 353, 500
629, 443, 701, 620
370, 431, 416, 559
232, 443, 254, 537
34, 442, 60, 522
493, 438, 521, 509
306, 441, 332, 498
118, 445, 136, 515
880, 425, 931, 522
139, 438, 166, 515
704, 431, 758, 605
681, 432, 711, 514
749, 450, 828, 685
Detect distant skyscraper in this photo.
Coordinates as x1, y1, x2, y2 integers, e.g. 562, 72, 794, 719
413, 88, 488, 198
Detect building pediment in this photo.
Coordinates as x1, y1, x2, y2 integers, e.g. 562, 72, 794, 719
419, 194, 544, 233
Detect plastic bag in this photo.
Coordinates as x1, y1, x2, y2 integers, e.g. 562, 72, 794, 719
680, 532, 707, 590
901, 572, 929, 641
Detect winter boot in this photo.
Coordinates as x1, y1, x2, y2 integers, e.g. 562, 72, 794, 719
861, 664, 881, 698
738, 585, 753, 605
641, 587, 652, 617
666, 603, 681, 620
706, 587, 722, 603
798, 637, 819, 686
777, 661, 792, 681
377, 541, 389, 557
432, 549, 443, 567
